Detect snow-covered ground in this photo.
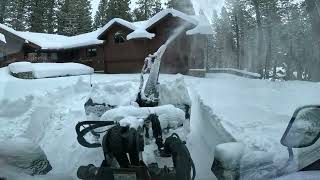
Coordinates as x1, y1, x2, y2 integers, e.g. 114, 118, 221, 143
1, 66, 320, 179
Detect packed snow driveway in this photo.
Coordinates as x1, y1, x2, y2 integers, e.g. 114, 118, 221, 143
1, 66, 320, 180
186, 73, 320, 179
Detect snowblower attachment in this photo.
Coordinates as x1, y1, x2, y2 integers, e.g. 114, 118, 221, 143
75, 118, 195, 180
136, 45, 167, 107
78, 24, 194, 180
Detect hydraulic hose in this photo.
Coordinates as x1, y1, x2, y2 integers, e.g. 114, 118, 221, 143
75, 121, 115, 148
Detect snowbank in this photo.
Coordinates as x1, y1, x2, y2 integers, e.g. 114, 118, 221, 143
1, 70, 319, 179
100, 105, 186, 129
8, 62, 94, 79
32, 63, 94, 78
159, 76, 191, 106
0, 137, 52, 176
186, 73, 320, 178
8, 62, 33, 74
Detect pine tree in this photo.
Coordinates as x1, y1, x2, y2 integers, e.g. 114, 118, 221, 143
76, 0, 93, 34
106, 0, 132, 21
166, 0, 195, 15
133, 0, 163, 21
57, 0, 92, 36
152, 0, 162, 16
43, 0, 57, 33
5, 0, 30, 31
0, 0, 8, 24
94, 0, 109, 29
29, 0, 46, 32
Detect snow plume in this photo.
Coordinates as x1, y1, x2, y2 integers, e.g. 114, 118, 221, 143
166, 24, 189, 46
191, 0, 225, 21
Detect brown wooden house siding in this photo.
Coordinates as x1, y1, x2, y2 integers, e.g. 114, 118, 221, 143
1, 14, 208, 74
99, 15, 198, 74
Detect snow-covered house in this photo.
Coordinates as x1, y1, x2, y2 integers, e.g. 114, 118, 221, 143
0, 9, 213, 74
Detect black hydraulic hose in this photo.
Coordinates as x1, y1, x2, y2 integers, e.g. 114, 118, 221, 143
76, 121, 115, 148
165, 133, 196, 180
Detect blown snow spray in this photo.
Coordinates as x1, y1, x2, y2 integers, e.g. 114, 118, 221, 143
140, 24, 188, 106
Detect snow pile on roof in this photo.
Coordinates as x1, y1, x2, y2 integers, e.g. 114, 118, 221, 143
187, 15, 214, 35
127, 28, 155, 40
18, 30, 103, 50
0, 9, 212, 50
0, 23, 103, 50
8, 62, 94, 78
8, 62, 33, 74
99, 8, 213, 40
0, 33, 6, 43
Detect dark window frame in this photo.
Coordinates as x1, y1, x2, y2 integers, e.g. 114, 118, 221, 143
87, 48, 97, 57
114, 31, 126, 44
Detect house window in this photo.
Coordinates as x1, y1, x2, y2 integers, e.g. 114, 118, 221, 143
51, 53, 58, 61
87, 48, 97, 57
114, 31, 126, 44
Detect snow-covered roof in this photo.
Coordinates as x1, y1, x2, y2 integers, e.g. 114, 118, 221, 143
0, 23, 103, 50
98, 9, 213, 40
186, 15, 214, 35
0, 33, 6, 43
0, 9, 213, 50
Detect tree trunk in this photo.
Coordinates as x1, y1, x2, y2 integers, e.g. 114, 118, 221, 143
252, 0, 264, 73
306, 0, 320, 81
235, 14, 240, 69
265, 24, 272, 79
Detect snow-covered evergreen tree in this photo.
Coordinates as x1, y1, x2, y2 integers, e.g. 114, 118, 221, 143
57, 0, 92, 36
166, 0, 195, 15
133, 0, 163, 21
106, 0, 132, 21
0, 0, 8, 24
5, 0, 30, 31
94, 0, 109, 29
76, 0, 93, 34
29, 0, 46, 32
43, 0, 57, 33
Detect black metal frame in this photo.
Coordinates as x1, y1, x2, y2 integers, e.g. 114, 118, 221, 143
280, 105, 320, 148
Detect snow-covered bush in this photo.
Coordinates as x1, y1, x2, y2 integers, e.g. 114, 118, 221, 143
8, 62, 34, 79
8, 62, 94, 79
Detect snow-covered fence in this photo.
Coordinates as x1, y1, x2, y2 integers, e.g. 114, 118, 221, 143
209, 68, 261, 79
188, 69, 206, 77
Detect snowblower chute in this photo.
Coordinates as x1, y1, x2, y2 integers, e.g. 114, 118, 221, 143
78, 25, 194, 180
